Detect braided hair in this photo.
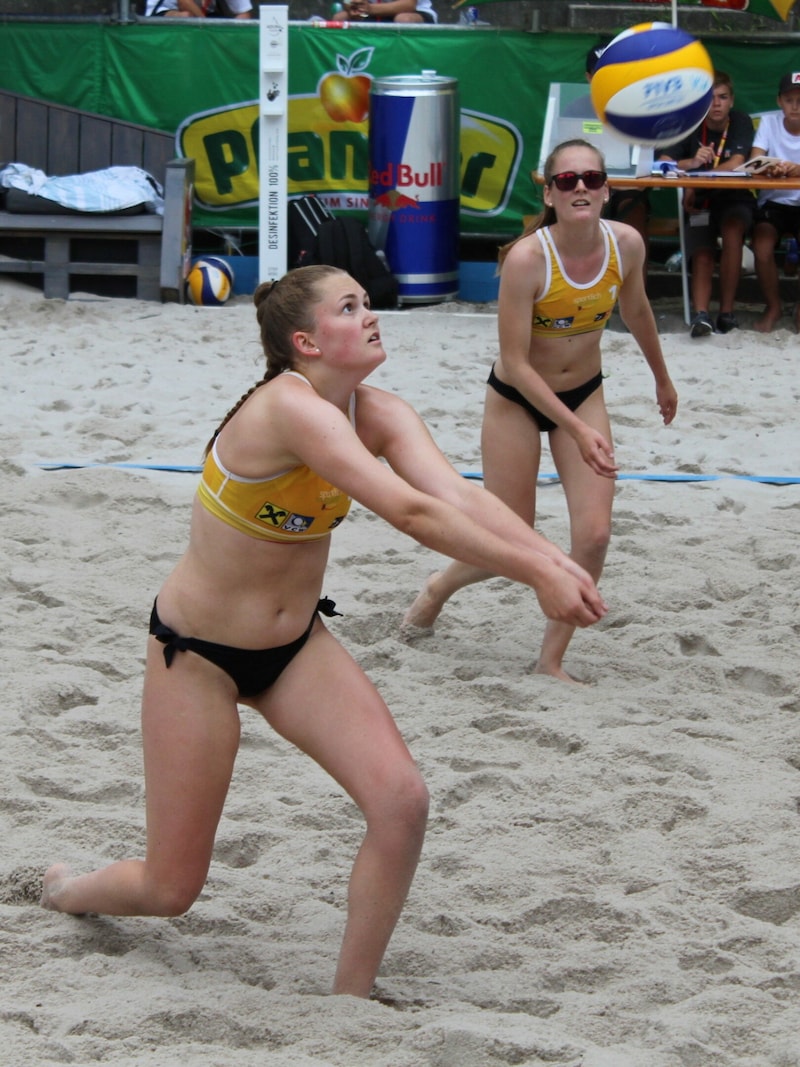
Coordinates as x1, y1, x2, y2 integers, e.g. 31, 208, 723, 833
203, 265, 347, 457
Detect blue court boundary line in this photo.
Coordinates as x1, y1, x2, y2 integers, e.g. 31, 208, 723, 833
36, 462, 800, 485
463, 472, 800, 485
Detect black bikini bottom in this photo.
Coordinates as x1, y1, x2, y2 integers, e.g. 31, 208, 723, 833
149, 597, 341, 697
487, 365, 604, 434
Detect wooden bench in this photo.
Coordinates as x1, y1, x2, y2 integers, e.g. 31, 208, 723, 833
0, 91, 192, 300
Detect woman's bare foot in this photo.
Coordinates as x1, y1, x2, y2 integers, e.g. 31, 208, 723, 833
754, 307, 783, 333
533, 661, 588, 685
41, 863, 77, 912
400, 572, 445, 636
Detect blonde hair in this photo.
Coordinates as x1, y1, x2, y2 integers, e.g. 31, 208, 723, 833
203, 264, 347, 457
498, 139, 606, 267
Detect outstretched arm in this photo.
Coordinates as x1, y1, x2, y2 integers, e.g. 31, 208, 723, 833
343, 386, 608, 627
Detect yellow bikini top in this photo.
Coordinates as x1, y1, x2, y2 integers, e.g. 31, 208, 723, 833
197, 372, 354, 543
531, 220, 623, 337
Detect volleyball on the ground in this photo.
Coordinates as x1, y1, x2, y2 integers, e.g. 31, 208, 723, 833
186, 257, 234, 306
590, 22, 714, 147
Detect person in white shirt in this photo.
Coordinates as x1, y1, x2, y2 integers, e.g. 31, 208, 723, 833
749, 72, 800, 332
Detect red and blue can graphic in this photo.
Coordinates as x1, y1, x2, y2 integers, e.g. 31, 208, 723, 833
367, 74, 460, 304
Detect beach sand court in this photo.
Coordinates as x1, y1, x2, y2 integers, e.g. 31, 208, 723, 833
2, 278, 800, 1066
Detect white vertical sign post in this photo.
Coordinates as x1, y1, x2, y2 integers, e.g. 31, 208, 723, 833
259, 5, 289, 283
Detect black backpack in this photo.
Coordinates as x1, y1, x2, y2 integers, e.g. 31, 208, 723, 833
288, 195, 333, 268
288, 196, 399, 310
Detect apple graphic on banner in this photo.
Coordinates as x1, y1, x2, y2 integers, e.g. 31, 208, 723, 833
319, 48, 373, 123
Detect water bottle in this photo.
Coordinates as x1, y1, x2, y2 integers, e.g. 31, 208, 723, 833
459, 5, 479, 24
785, 237, 798, 277
665, 250, 683, 273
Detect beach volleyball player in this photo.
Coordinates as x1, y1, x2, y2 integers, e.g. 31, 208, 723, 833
403, 139, 677, 681
42, 266, 605, 997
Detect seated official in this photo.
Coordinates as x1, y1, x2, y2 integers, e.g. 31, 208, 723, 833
145, 0, 252, 17
657, 70, 754, 339
331, 0, 437, 22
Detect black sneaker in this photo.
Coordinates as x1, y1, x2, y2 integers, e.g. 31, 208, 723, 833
716, 312, 739, 334
690, 311, 714, 338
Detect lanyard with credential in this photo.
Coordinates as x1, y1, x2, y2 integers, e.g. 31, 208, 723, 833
702, 120, 729, 168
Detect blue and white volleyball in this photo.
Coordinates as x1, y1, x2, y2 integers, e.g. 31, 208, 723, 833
187, 257, 234, 306
590, 22, 714, 146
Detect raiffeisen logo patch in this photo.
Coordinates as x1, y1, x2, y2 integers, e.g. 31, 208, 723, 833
177, 95, 522, 218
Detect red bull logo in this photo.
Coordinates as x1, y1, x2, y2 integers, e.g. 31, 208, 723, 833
369, 162, 445, 191
372, 190, 420, 211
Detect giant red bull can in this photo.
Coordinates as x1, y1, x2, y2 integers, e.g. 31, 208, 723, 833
368, 73, 460, 305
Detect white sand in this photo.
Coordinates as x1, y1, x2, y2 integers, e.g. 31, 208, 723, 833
2, 278, 800, 1066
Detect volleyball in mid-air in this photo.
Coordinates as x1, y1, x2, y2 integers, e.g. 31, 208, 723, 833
186, 257, 234, 306
590, 22, 714, 147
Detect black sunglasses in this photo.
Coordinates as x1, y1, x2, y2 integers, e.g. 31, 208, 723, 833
548, 169, 607, 192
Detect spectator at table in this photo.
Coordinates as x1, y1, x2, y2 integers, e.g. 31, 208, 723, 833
561, 43, 612, 118
145, 0, 252, 17
331, 0, 437, 22
658, 71, 754, 338
748, 71, 800, 333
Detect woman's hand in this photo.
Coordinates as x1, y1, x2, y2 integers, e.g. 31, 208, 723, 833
656, 380, 678, 425
532, 556, 608, 627
575, 424, 619, 479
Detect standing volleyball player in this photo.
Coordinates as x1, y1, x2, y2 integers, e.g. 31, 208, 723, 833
404, 139, 678, 683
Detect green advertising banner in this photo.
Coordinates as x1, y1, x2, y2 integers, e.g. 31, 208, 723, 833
177, 25, 559, 231
1, 21, 798, 234
1, 21, 558, 233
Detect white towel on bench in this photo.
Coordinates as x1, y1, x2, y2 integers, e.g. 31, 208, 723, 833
0, 164, 164, 215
